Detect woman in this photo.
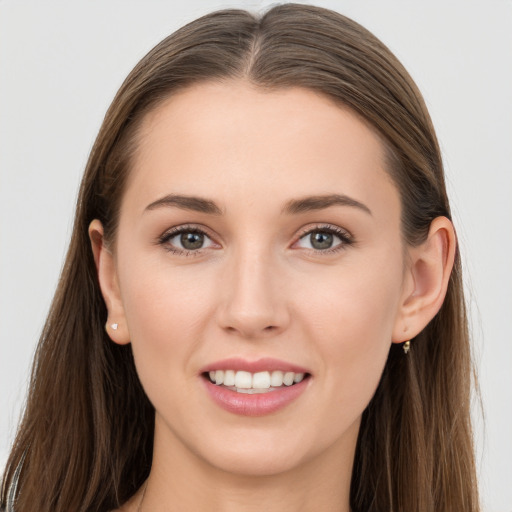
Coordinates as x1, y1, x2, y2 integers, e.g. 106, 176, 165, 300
1, 4, 480, 511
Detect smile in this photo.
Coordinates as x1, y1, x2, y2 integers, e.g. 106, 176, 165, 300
207, 370, 306, 393
201, 359, 311, 416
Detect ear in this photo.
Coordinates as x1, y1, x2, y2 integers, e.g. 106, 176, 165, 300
89, 219, 131, 345
392, 216, 456, 343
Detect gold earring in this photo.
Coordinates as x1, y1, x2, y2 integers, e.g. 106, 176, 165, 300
403, 340, 411, 354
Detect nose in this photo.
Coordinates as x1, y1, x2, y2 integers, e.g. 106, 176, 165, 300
216, 249, 290, 339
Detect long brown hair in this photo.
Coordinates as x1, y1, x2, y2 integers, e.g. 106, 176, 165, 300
1, 4, 479, 511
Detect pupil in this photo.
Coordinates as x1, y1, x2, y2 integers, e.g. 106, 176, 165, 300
181, 232, 204, 250
310, 231, 333, 250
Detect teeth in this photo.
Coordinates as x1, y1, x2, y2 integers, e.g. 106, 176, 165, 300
235, 387, 276, 394
208, 369, 306, 389
215, 370, 224, 385
252, 371, 271, 389
223, 369, 235, 386
235, 371, 252, 389
270, 371, 284, 387
283, 372, 294, 386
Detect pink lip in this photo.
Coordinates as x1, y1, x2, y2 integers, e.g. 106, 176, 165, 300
199, 357, 310, 374
202, 376, 310, 417
199, 358, 311, 417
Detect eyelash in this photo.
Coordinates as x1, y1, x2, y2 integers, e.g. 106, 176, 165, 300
295, 224, 355, 254
157, 224, 215, 257
157, 224, 355, 256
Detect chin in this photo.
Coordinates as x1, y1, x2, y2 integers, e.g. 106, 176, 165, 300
203, 443, 309, 478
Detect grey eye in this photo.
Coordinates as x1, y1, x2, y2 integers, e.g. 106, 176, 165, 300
163, 229, 215, 252
180, 232, 204, 250
309, 231, 334, 250
296, 228, 346, 251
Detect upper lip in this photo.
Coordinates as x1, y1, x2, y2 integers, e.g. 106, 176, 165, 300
200, 357, 310, 375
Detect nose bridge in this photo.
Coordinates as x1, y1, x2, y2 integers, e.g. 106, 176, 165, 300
217, 242, 288, 338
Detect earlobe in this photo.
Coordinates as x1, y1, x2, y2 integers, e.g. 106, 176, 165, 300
392, 216, 456, 343
88, 220, 131, 345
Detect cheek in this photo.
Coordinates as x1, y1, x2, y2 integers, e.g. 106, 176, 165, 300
116, 253, 216, 387
296, 255, 403, 415
297, 249, 402, 344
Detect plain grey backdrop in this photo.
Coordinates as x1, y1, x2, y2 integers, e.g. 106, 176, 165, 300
1, 1, 511, 510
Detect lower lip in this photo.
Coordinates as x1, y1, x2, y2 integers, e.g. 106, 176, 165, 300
202, 376, 310, 417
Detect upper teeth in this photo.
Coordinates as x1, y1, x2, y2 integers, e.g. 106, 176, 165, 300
208, 370, 305, 389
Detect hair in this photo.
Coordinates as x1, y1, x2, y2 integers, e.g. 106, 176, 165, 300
1, 4, 479, 512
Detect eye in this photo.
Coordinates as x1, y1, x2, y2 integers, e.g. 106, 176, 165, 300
159, 226, 217, 254
295, 226, 353, 252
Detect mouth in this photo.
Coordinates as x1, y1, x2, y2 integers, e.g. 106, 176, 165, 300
203, 369, 310, 394
200, 359, 311, 416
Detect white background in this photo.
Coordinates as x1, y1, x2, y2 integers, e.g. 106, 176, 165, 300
0, 1, 511, 510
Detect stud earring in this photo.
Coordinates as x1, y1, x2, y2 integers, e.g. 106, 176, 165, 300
403, 340, 411, 354
105, 322, 118, 332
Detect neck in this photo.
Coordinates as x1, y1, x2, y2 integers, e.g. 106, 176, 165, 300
138, 415, 359, 512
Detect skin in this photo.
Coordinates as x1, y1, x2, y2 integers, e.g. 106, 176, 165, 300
90, 81, 455, 512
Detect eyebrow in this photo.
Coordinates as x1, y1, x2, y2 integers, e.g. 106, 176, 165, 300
144, 193, 372, 216
144, 194, 223, 215
282, 194, 372, 216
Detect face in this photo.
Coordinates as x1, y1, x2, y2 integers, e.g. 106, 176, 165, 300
108, 81, 408, 477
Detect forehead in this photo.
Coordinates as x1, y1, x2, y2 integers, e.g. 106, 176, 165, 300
123, 80, 399, 220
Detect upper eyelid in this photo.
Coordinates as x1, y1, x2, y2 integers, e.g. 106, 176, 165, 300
157, 223, 354, 248
160, 224, 215, 239
157, 224, 218, 251
160, 223, 351, 235
295, 223, 353, 240
158, 225, 218, 255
